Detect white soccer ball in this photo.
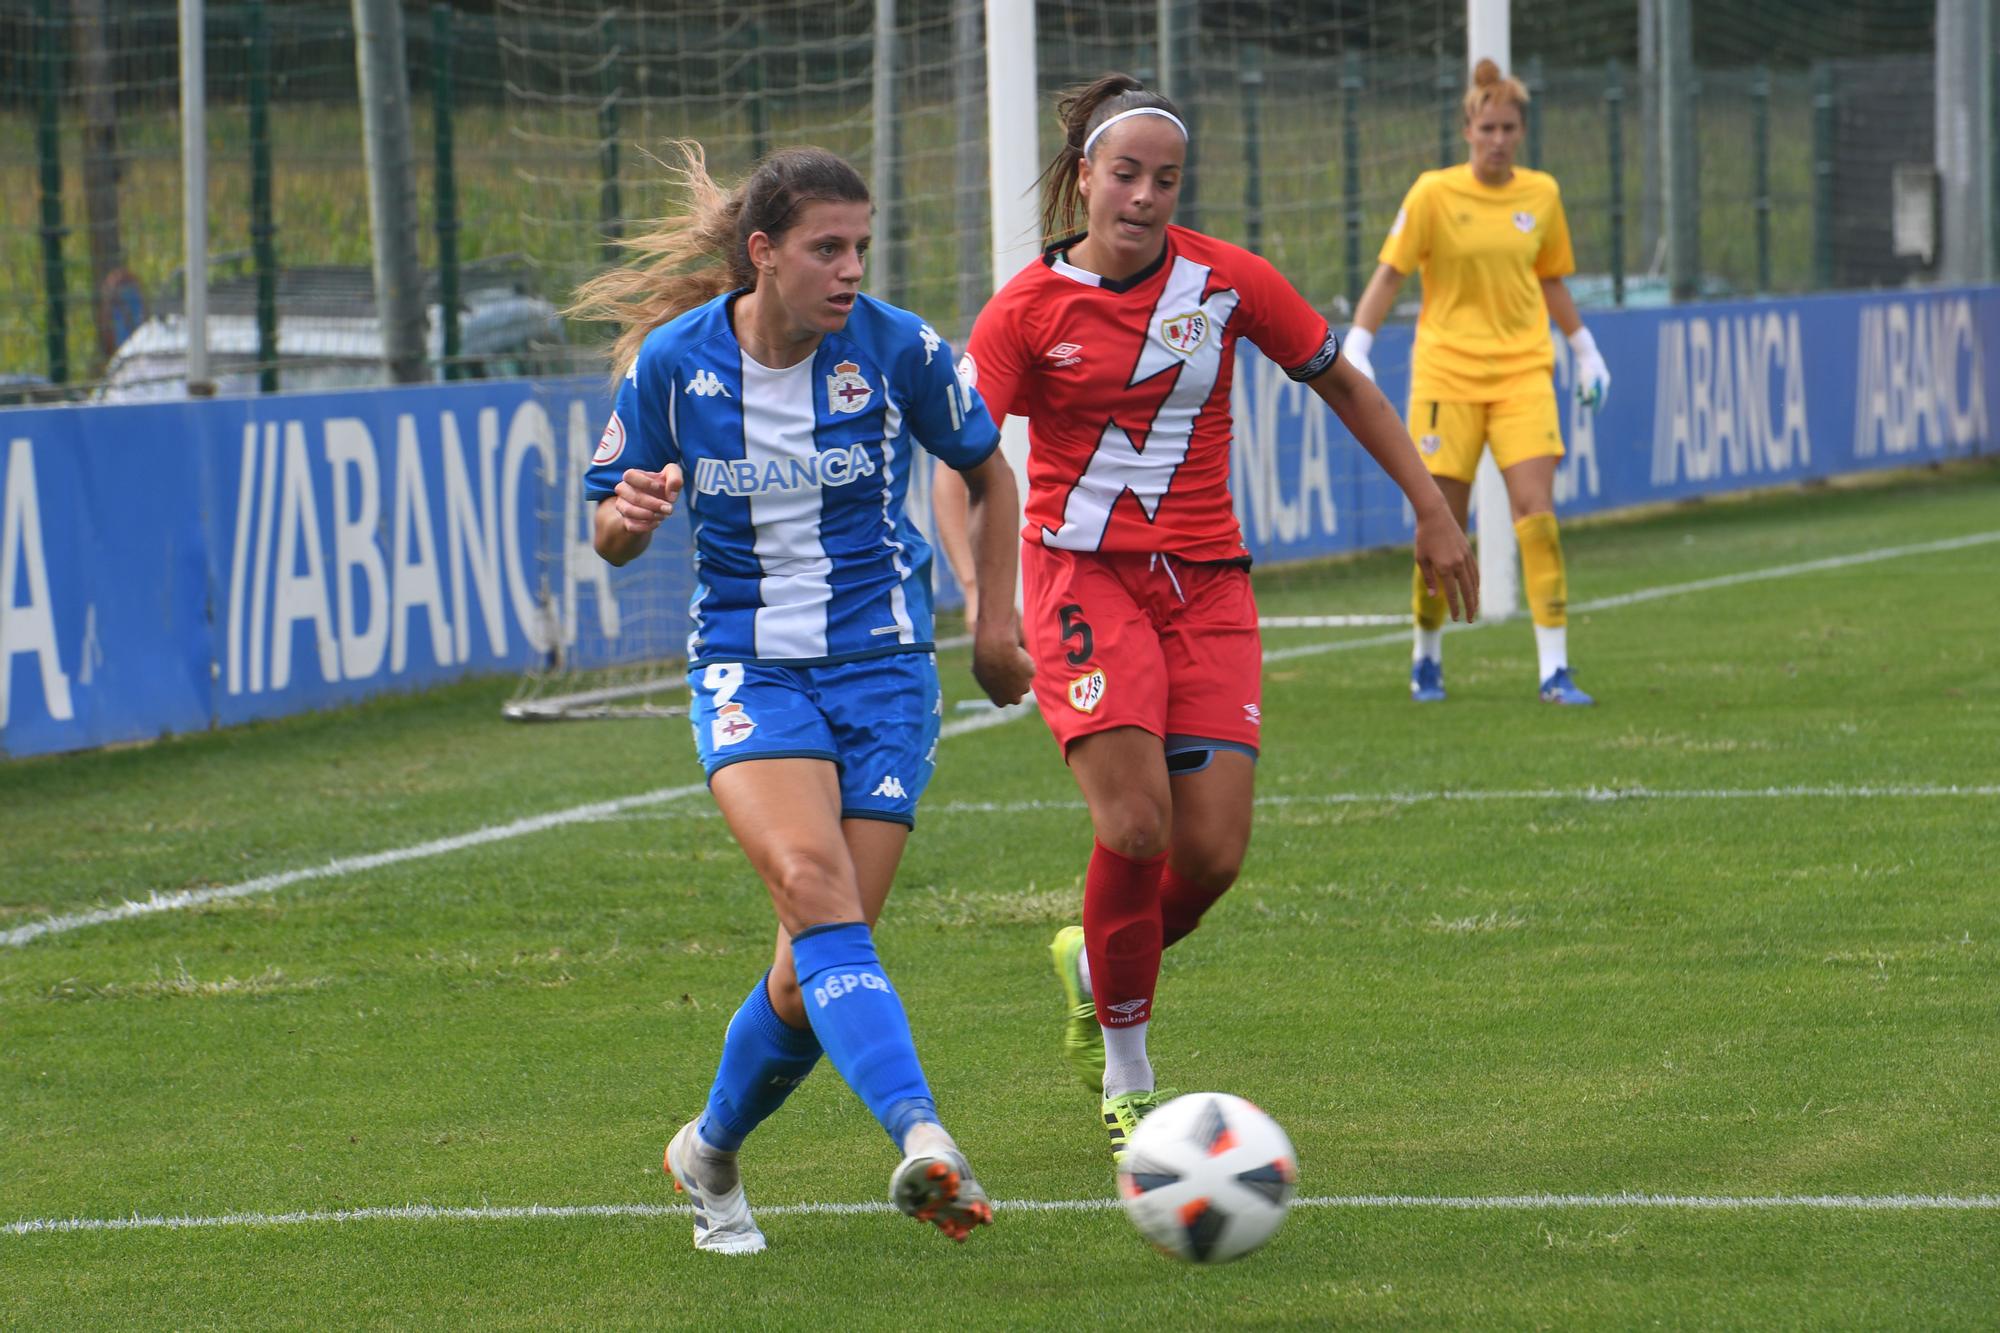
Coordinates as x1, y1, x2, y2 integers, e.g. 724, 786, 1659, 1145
1116, 1092, 1298, 1263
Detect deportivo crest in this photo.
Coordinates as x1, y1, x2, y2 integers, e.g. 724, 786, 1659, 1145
1159, 311, 1209, 356
1067, 668, 1106, 714
826, 360, 873, 414
1513, 210, 1536, 233
593, 411, 626, 465
712, 701, 756, 748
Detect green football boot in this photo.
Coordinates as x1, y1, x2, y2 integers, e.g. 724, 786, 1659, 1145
1049, 925, 1104, 1092
1102, 1088, 1178, 1166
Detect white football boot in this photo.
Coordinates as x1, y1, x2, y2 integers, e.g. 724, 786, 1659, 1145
889, 1122, 993, 1243
664, 1120, 767, 1255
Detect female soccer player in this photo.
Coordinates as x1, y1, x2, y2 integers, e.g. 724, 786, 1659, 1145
933, 74, 1477, 1162
577, 143, 1033, 1251
1342, 58, 1610, 706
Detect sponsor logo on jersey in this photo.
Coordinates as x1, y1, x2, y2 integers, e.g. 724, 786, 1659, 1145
1418, 432, 1442, 455
1513, 210, 1536, 233
870, 775, 908, 799
1045, 341, 1084, 367
685, 369, 731, 397
918, 322, 941, 365
692, 442, 880, 497
826, 360, 874, 414
711, 704, 757, 747
1159, 311, 1209, 356
593, 411, 626, 465
1067, 667, 1106, 714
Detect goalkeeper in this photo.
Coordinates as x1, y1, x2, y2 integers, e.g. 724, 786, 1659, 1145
1344, 58, 1608, 706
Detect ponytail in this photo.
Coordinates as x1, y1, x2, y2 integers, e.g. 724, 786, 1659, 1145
1034, 72, 1184, 242
568, 141, 869, 381
1463, 57, 1530, 123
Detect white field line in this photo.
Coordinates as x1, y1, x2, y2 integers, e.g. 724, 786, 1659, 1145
0, 706, 1031, 949
10, 528, 1995, 949
585, 783, 2000, 823
8, 1191, 1998, 1237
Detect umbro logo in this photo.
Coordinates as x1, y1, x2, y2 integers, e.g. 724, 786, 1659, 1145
1107, 998, 1148, 1016
685, 369, 731, 397
1045, 341, 1084, 368
871, 775, 908, 799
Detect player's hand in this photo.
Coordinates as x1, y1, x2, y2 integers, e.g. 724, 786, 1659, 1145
1413, 505, 1478, 623
1569, 327, 1610, 411
614, 463, 683, 533
970, 617, 1035, 707
1342, 325, 1377, 384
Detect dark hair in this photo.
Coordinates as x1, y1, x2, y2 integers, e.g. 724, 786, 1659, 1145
1035, 72, 1184, 242
568, 141, 870, 378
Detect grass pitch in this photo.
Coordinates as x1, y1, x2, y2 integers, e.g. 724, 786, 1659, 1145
4, 463, 1997, 1329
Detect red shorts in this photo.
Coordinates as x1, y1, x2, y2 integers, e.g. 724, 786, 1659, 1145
1020, 541, 1263, 759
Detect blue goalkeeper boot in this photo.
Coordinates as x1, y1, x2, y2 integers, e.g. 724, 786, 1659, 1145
1538, 667, 1595, 706
1410, 658, 1446, 703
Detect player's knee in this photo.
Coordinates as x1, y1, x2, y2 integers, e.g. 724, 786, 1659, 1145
1173, 846, 1242, 895
1095, 799, 1171, 861
766, 846, 853, 915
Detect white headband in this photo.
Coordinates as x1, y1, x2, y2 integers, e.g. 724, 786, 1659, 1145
1082, 106, 1189, 158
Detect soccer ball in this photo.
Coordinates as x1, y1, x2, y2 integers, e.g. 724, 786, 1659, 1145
1116, 1092, 1298, 1263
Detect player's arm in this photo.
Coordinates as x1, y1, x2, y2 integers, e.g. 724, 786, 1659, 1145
954, 450, 1033, 706
593, 464, 684, 566
1307, 359, 1478, 623
930, 461, 978, 626
1342, 263, 1407, 383
1541, 277, 1610, 410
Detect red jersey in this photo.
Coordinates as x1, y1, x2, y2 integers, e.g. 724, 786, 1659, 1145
966, 225, 1339, 561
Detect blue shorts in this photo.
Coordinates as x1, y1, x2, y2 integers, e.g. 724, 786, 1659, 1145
688, 652, 942, 827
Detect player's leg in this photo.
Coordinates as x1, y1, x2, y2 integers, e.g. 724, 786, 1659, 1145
1408, 399, 1480, 701
1492, 390, 1592, 704
669, 663, 844, 1254
1021, 546, 1169, 1097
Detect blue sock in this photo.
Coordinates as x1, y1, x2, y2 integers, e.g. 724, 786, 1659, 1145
695, 973, 823, 1152
789, 922, 938, 1149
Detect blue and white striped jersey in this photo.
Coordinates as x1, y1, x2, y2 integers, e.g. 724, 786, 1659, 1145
584, 291, 998, 667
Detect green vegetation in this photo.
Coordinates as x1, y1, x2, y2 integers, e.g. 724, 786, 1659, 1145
4, 464, 1997, 1327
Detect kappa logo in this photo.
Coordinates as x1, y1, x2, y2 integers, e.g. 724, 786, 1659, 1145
1045, 341, 1084, 368
685, 369, 731, 398
826, 360, 873, 414
711, 701, 756, 748
1513, 210, 1536, 233
870, 775, 908, 799
593, 411, 626, 465
1159, 311, 1209, 356
918, 322, 941, 365
1067, 667, 1106, 714
1418, 432, 1443, 455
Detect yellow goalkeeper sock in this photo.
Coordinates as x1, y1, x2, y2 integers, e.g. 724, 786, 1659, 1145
1514, 511, 1568, 628
1411, 563, 1448, 632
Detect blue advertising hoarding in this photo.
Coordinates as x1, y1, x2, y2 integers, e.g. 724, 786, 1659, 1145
3, 286, 1994, 758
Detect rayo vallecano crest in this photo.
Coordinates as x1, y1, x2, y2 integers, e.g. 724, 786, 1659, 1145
1067, 667, 1106, 714
826, 360, 873, 414
1159, 310, 1209, 356
1513, 210, 1536, 233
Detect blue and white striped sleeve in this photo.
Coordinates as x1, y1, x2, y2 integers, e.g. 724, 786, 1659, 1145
898, 319, 999, 472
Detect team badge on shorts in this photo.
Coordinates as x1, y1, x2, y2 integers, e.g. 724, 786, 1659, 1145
1513, 210, 1536, 233
1419, 432, 1442, 455
1159, 311, 1209, 356
712, 701, 757, 747
826, 360, 873, 414
593, 411, 626, 465
1067, 668, 1106, 714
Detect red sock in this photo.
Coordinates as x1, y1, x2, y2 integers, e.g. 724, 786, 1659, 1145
1160, 865, 1231, 948
1082, 840, 1166, 1030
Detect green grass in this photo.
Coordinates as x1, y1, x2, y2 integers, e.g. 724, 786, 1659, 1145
4, 463, 1998, 1328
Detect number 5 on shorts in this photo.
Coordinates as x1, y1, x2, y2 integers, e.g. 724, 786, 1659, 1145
1058, 604, 1093, 666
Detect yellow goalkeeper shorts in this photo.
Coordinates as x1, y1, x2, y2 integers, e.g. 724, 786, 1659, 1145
1406, 388, 1564, 483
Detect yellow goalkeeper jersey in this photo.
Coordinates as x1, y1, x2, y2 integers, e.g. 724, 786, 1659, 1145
1379, 163, 1575, 401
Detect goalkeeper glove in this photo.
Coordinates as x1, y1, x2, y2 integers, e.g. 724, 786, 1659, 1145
1341, 326, 1377, 383
1569, 326, 1610, 411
